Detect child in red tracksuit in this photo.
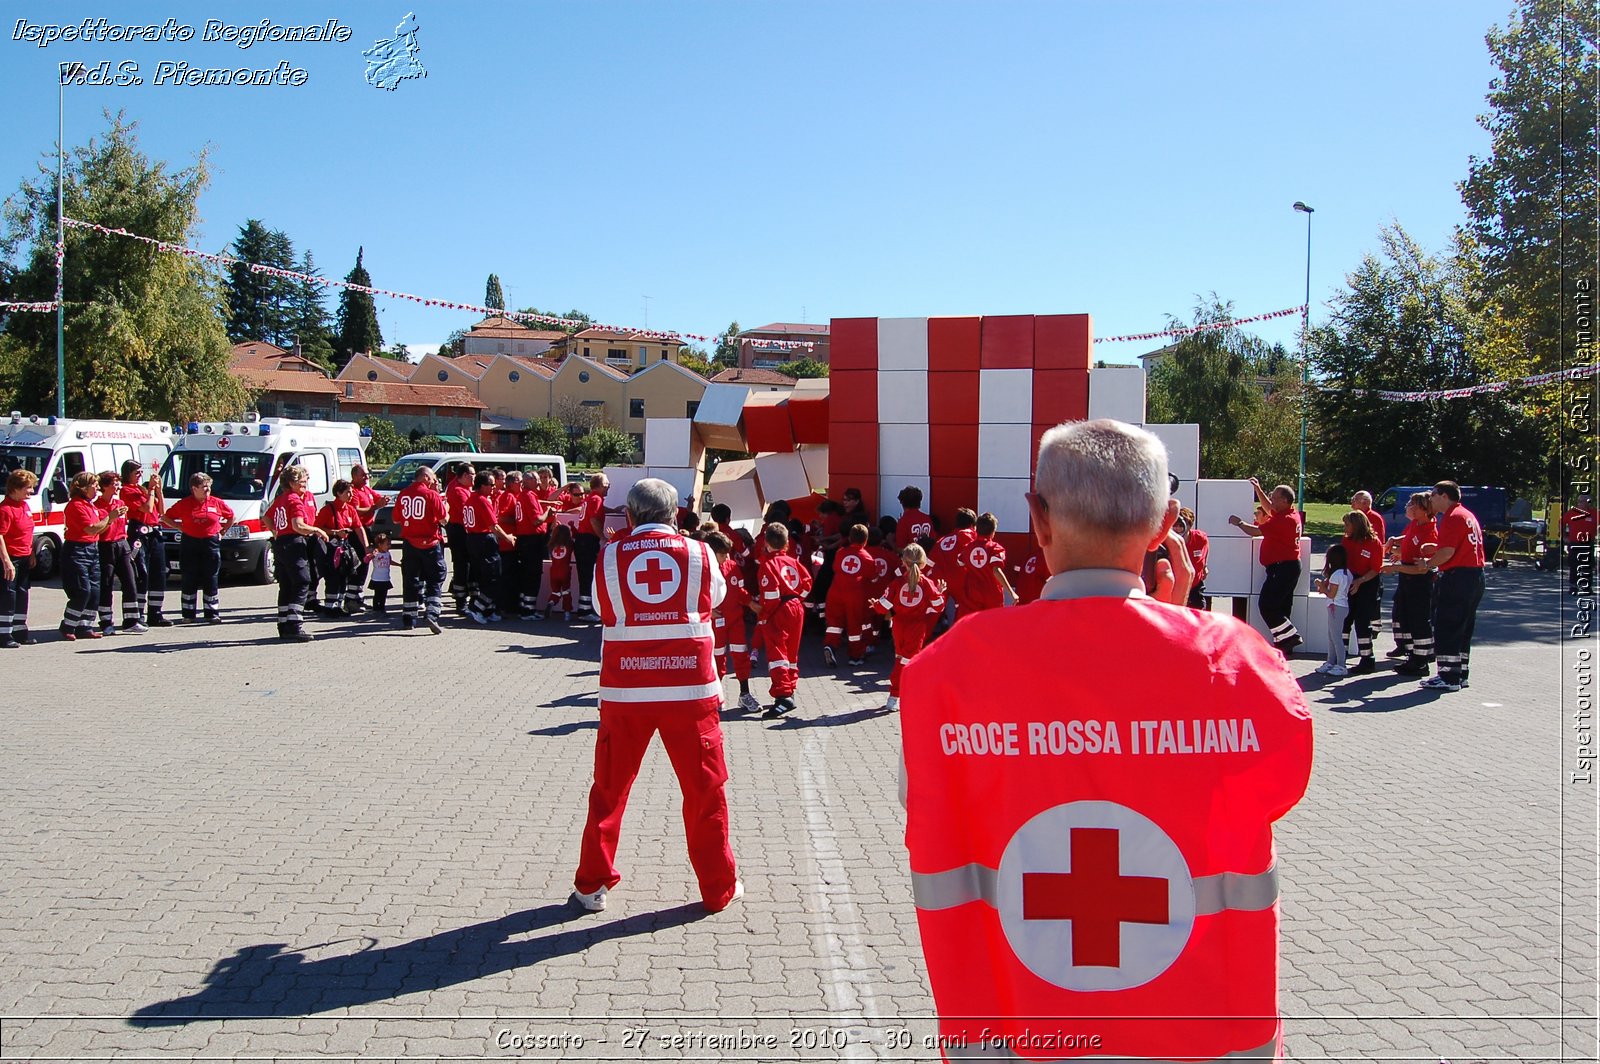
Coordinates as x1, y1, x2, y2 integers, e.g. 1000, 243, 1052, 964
864, 524, 900, 655
544, 523, 575, 619
823, 524, 873, 668
755, 522, 811, 720
871, 543, 945, 712
707, 532, 760, 715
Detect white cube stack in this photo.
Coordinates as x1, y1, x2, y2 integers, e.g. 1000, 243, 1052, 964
644, 418, 694, 467
1087, 367, 1147, 424
1196, 479, 1257, 538
691, 383, 751, 451
798, 444, 829, 492
1203, 536, 1258, 596
646, 466, 701, 507
978, 369, 1033, 424
880, 423, 931, 476
977, 478, 1031, 534
754, 451, 810, 503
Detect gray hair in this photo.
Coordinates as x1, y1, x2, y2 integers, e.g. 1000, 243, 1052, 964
1034, 419, 1168, 537
627, 478, 678, 526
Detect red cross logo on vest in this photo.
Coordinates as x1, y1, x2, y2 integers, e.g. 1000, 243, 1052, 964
627, 550, 682, 604
841, 555, 862, 576
997, 800, 1195, 992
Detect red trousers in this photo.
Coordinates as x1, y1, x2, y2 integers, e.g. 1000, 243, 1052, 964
575, 703, 739, 909
824, 591, 869, 661
889, 621, 933, 697
761, 598, 805, 698
717, 610, 750, 681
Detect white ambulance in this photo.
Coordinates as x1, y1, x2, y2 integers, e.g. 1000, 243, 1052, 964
158, 416, 369, 584
0, 413, 174, 578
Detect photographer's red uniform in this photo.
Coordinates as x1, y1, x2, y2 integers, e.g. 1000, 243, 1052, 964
757, 551, 812, 698
871, 573, 945, 697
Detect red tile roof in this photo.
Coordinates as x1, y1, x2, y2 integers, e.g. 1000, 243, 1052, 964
467, 316, 568, 341
229, 342, 342, 396
710, 367, 798, 387
336, 381, 488, 411
571, 327, 684, 344
505, 355, 559, 378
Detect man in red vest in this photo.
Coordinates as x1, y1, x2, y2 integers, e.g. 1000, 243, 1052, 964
901, 419, 1313, 1062
571, 477, 742, 914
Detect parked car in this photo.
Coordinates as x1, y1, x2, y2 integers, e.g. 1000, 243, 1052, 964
368, 451, 567, 539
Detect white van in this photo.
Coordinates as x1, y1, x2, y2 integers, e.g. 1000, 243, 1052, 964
158, 416, 369, 583
369, 451, 567, 538
0, 413, 174, 577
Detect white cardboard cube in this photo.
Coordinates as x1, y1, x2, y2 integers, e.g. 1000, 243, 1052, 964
879, 423, 930, 477
1251, 536, 1313, 592
878, 317, 930, 372
754, 451, 810, 502
1300, 591, 1333, 656
1147, 423, 1200, 482
977, 423, 1034, 479
647, 466, 702, 507
978, 368, 1033, 424
644, 418, 694, 467
692, 383, 751, 451
1087, 366, 1147, 424
1248, 593, 1312, 650
1204, 535, 1258, 596
602, 465, 648, 504
707, 470, 764, 524
798, 444, 829, 491
977, 477, 1032, 534
1196, 479, 1257, 538
1174, 480, 1197, 520
878, 370, 930, 424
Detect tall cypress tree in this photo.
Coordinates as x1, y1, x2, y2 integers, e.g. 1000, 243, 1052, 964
332, 246, 382, 371
288, 250, 335, 372
224, 220, 296, 344
485, 273, 505, 311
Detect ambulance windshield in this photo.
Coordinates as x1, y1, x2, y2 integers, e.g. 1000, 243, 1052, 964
373, 457, 433, 491
163, 452, 275, 502
0, 447, 50, 478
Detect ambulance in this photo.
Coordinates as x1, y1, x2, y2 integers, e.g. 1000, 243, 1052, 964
158, 416, 369, 584
0, 413, 174, 578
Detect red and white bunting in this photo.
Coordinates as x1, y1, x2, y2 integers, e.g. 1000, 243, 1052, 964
0, 300, 61, 313
1352, 363, 1599, 402
1095, 305, 1306, 344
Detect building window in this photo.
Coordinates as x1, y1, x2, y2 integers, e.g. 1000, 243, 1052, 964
630, 398, 645, 419
508, 370, 520, 383
498, 342, 507, 354
437, 370, 449, 382
607, 348, 627, 362
659, 351, 668, 361
367, 370, 378, 381
579, 370, 590, 383
638, 346, 648, 363
686, 400, 699, 419
583, 346, 591, 358
661, 348, 670, 361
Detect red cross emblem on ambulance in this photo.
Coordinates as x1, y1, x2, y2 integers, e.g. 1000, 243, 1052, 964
627, 550, 681, 604
997, 800, 1195, 991
217, 436, 231, 449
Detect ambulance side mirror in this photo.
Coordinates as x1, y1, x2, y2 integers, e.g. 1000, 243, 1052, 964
48, 483, 68, 505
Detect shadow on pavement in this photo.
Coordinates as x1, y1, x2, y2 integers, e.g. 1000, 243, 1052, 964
129, 901, 709, 1025
527, 718, 597, 737
768, 705, 892, 730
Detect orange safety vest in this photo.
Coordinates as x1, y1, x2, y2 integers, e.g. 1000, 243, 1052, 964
901, 585, 1313, 1062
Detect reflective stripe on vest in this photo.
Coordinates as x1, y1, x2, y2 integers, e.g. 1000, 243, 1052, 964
955, 1035, 1280, 1063
912, 861, 1280, 916
602, 621, 714, 642
597, 680, 723, 703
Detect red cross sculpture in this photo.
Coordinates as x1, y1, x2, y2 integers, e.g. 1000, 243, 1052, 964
634, 555, 675, 597
1022, 827, 1168, 968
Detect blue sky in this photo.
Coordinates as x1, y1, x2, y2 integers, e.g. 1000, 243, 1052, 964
2, 1, 1511, 362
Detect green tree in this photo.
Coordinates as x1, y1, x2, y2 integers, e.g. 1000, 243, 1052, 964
713, 321, 741, 367
332, 246, 382, 371
1145, 295, 1281, 478
358, 415, 408, 467
287, 249, 335, 372
521, 415, 570, 458
518, 306, 591, 333
437, 327, 468, 358
677, 344, 716, 377
223, 220, 297, 345
775, 357, 829, 378
576, 425, 634, 467
0, 111, 248, 420
1459, 0, 1598, 483
485, 273, 505, 311
1308, 224, 1544, 498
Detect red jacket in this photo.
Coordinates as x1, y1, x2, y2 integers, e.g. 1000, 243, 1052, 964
902, 579, 1312, 1061
595, 522, 725, 712
395, 483, 446, 548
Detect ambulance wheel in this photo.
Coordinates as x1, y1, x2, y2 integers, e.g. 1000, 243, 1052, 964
254, 546, 276, 585
33, 537, 58, 580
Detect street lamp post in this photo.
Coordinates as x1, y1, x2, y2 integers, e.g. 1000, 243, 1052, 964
56, 62, 84, 420
1293, 201, 1314, 510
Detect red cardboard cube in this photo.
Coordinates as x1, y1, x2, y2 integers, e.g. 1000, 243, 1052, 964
930, 424, 980, 479
930, 476, 980, 532
980, 314, 1034, 369
1035, 313, 1092, 371
928, 371, 980, 426
742, 394, 795, 453
828, 422, 879, 476
828, 370, 879, 425
1032, 369, 1091, 425
830, 317, 879, 371
928, 316, 981, 373
788, 391, 830, 445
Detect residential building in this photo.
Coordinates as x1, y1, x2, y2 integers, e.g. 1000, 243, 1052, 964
333, 380, 488, 449
230, 341, 342, 421
462, 315, 568, 359
738, 322, 829, 369
341, 352, 417, 384
551, 327, 686, 373
709, 367, 798, 392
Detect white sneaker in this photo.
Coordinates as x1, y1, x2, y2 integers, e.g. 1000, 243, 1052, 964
126, 622, 149, 635
885, 695, 900, 712
738, 692, 761, 714
466, 609, 489, 625
822, 645, 837, 668
532, 610, 546, 621
1313, 663, 1332, 674
1327, 666, 1349, 677
570, 886, 607, 912
487, 611, 503, 623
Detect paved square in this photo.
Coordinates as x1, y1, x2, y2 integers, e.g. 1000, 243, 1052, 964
0, 565, 1592, 1061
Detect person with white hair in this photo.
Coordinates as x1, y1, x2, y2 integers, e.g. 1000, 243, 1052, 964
570, 477, 741, 915
900, 419, 1312, 1061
